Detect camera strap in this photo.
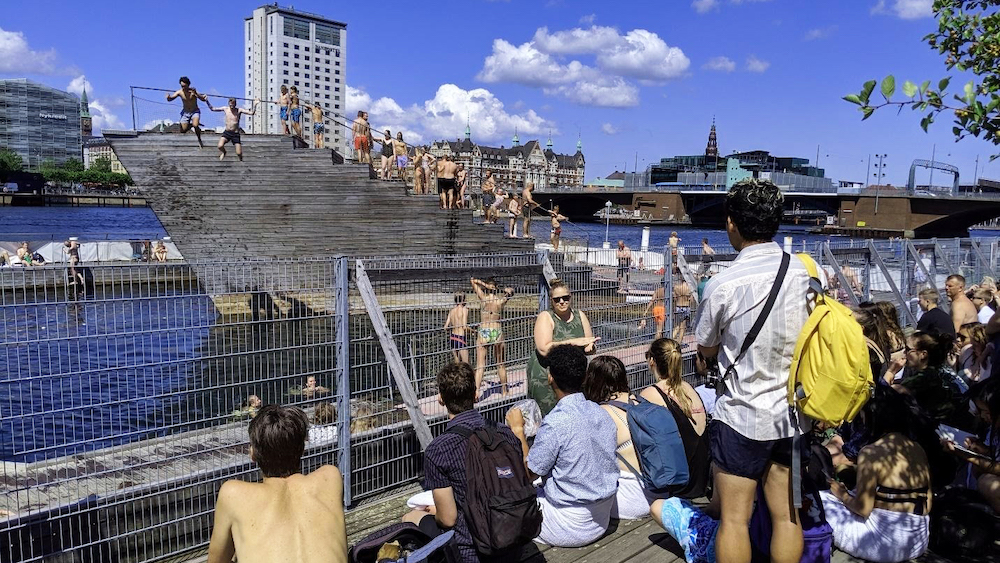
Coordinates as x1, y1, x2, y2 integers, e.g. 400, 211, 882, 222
722, 252, 790, 382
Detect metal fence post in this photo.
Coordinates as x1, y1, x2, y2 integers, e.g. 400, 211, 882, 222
664, 244, 673, 339
538, 249, 552, 312
335, 256, 352, 506
868, 240, 918, 327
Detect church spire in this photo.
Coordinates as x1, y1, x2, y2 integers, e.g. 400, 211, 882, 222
705, 117, 718, 159
464, 116, 471, 140
80, 83, 93, 137
512, 127, 520, 147
546, 131, 553, 150
576, 135, 582, 153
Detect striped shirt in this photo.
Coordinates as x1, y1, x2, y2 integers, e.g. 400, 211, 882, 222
694, 242, 823, 441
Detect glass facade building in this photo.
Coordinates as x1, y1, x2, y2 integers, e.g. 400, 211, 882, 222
0, 79, 82, 169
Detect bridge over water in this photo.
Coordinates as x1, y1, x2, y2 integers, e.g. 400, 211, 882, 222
534, 184, 1000, 238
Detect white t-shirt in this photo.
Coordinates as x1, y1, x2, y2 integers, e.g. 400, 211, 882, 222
979, 305, 995, 325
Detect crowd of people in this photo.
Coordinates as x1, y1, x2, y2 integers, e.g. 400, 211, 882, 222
205, 179, 1000, 563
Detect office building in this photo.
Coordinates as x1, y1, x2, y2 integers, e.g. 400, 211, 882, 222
0, 79, 82, 169
245, 4, 347, 152
83, 137, 127, 173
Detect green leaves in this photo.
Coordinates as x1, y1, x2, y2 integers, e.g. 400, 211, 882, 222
939, 77, 951, 92
861, 80, 877, 105
964, 80, 976, 103
921, 113, 935, 132
881, 75, 896, 101
843, 94, 863, 105
903, 80, 918, 98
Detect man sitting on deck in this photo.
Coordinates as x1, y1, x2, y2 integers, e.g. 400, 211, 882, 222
515, 344, 619, 547
403, 362, 524, 562
207, 404, 347, 563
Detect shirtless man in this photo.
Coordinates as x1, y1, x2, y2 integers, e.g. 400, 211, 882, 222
507, 193, 522, 237
278, 85, 290, 135
166, 76, 208, 148
639, 285, 667, 340
207, 405, 347, 563
351, 111, 372, 164
521, 182, 540, 237
288, 86, 302, 138
616, 240, 632, 292
443, 292, 469, 363
456, 164, 467, 208
481, 171, 497, 223
549, 205, 567, 250
391, 133, 409, 181
437, 155, 459, 209
309, 104, 325, 148
668, 231, 681, 261
672, 271, 693, 343
207, 97, 258, 161
947, 274, 979, 332
471, 277, 512, 397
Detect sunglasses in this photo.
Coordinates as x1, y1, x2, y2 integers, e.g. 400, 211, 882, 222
552, 295, 572, 303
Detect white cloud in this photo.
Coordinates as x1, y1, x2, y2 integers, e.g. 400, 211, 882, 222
532, 26, 622, 55
601, 123, 618, 135
0, 27, 65, 74
579, 13, 596, 25
66, 75, 124, 132
872, 0, 932, 19
692, 0, 719, 13
703, 56, 736, 72
478, 39, 591, 87
596, 29, 689, 81
804, 26, 836, 40
547, 77, 639, 108
746, 55, 770, 73
345, 85, 372, 116
349, 84, 556, 145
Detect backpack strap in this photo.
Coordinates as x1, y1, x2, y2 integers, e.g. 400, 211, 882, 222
445, 425, 474, 439
724, 252, 791, 381
616, 452, 644, 483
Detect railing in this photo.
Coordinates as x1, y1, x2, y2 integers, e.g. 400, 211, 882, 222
2, 238, 998, 562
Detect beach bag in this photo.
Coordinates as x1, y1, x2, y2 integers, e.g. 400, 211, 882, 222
656, 498, 718, 563
349, 522, 450, 563
446, 424, 541, 556
789, 254, 872, 427
750, 481, 833, 563
606, 396, 689, 493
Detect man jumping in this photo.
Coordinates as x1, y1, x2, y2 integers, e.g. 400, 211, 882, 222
166, 76, 208, 148
207, 97, 258, 161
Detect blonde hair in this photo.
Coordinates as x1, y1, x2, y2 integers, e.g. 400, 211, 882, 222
647, 338, 692, 417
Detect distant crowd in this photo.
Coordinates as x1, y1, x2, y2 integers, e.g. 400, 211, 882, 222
203, 179, 1000, 563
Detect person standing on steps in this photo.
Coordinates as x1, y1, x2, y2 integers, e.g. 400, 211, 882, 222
521, 182, 540, 237
391, 133, 409, 182
288, 86, 302, 138
550, 206, 567, 251
207, 97, 258, 162
309, 103, 325, 148
481, 171, 497, 223
470, 277, 513, 399
379, 130, 393, 179
456, 164, 467, 208
616, 240, 632, 293
437, 155, 458, 209
277, 85, 290, 135
167, 76, 208, 148
351, 111, 373, 164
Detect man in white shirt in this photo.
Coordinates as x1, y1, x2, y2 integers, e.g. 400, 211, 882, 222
973, 288, 996, 325
694, 180, 819, 563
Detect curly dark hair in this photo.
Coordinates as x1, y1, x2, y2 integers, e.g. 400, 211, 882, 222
724, 179, 783, 242
437, 362, 476, 415
249, 404, 308, 478
583, 355, 630, 403
547, 344, 587, 394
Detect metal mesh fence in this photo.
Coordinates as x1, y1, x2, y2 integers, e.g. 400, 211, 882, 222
2, 238, 999, 562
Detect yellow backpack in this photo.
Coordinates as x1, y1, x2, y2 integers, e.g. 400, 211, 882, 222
788, 254, 873, 426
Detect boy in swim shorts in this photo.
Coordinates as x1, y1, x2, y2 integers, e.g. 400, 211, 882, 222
278, 85, 290, 135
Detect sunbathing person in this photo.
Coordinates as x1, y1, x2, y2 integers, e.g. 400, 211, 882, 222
207, 404, 347, 563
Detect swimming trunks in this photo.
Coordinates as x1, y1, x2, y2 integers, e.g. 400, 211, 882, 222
290, 108, 302, 122
439, 178, 456, 194
280, 107, 288, 121
222, 130, 241, 145
483, 193, 495, 207
450, 333, 466, 349
479, 327, 502, 344
314, 123, 325, 133
354, 136, 371, 151
653, 305, 666, 323
396, 155, 408, 169
179, 109, 200, 125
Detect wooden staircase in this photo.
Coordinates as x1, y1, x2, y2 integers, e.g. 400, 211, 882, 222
105, 132, 532, 263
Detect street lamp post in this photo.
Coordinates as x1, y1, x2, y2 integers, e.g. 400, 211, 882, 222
873, 153, 887, 213
603, 200, 612, 249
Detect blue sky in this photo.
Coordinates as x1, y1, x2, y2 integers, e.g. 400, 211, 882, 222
1, 0, 996, 185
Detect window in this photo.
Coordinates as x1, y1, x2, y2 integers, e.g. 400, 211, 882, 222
283, 51, 288, 57
325, 77, 330, 82
325, 94, 330, 99
283, 61, 289, 66
305, 82, 310, 87
325, 103, 330, 108
335, 104, 340, 109
315, 24, 340, 45
305, 73, 310, 79
335, 78, 340, 84
335, 61, 340, 66
294, 81, 300, 85
305, 65, 310, 70
305, 46, 310, 52
294, 63, 299, 68
325, 59, 330, 64
335, 87, 340, 92
294, 54, 299, 59
294, 44, 299, 50
335, 95, 340, 101
284, 42, 289, 47
294, 72, 300, 77
335, 70, 340, 75
284, 16, 310, 40
283, 70, 289, 75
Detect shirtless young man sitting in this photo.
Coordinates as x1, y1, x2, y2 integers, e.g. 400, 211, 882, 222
437, 155, 459, 209
207, 97, 258, 161
471, 277, 512, 398
166, 76, 208, 148
444, 292, 470, 363
207, 404, 347, 563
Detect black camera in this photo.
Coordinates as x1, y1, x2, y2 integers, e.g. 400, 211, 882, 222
700, 352, 722, 389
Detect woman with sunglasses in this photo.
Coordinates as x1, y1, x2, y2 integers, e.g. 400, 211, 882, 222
527, 279, 598, 415
885, 331, 965, 425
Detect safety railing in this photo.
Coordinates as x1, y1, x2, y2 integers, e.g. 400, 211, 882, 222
3, 238, 999, 562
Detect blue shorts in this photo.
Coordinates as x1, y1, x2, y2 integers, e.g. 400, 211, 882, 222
709, 419, 800, 480
314, 123, 324, 133
179, 109, 200, 125
290, 108, 302, 122
280, 107, 288, 121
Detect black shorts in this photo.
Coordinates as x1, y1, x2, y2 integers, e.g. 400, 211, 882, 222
222, 130, 241, 145
709, 419, 801, 480
438, 178, 455, 194
483, 193, 495, 207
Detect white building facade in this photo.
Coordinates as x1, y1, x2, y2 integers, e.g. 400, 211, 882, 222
244, 5, 347, 152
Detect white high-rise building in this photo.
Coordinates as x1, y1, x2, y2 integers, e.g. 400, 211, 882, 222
244, 5, 347, 151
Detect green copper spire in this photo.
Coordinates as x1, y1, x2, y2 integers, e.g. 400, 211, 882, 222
576, 136, 582, 152
464, 117, 471, 140
546, 131, 553, 149
512, 127, 520, 147
80, 85, 91, 118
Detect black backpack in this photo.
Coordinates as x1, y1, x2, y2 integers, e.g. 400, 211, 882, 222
446, 424, 542, 556
349, 522, 452, 563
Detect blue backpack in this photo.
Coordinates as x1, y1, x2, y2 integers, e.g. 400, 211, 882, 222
606, 396, 689, 493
